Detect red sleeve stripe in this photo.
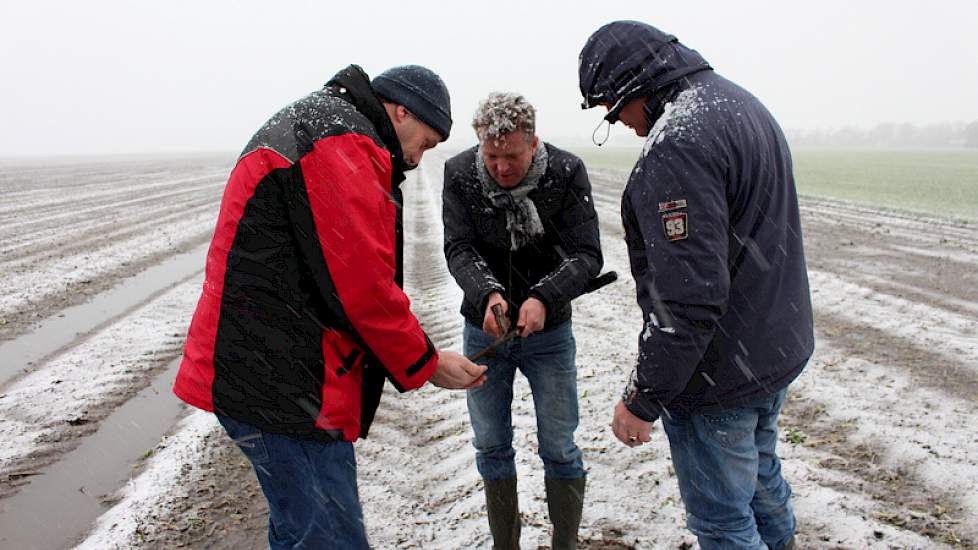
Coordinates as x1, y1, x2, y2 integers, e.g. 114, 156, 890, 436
299, 134, 438, 390
173, 149, 292, 411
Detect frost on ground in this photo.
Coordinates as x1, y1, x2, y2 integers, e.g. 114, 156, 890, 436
0, 154, 975, 549
74, 411, 221, 550
0, 154, 228, 342
0, 278, 199, 495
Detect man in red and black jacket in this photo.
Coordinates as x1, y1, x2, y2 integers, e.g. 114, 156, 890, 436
173, 64, 485, 549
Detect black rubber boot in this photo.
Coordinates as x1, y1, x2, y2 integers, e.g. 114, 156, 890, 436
545, 477, 586, 550
484, 477, 521, 550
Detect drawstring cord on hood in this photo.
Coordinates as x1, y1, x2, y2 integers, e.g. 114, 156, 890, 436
592, 118, 611, 147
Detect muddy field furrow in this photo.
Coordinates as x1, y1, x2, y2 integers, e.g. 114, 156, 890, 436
1, 191, 216, 267
0, 169, 174, 203
0, 192, 219, 264
73, 158, 971, 549
0, 228, 211, 343
800, 199, 978, 248
0, 158, 229, 212
0, 177, 225, 241
0, 155, 228, 185
0, 212, 213, 314
1, 155, 975, 549
0, 172, 226, 223
802, 227, 978, 313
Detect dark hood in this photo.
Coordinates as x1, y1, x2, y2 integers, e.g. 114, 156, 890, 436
325, 64, 409, 185
579, 20, 712, 123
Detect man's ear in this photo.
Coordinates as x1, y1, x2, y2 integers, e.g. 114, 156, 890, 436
530, 135, 540, 153
383, 102, 408, 125
393, 104, 410, 124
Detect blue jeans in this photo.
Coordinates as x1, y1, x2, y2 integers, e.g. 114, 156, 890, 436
217, 415, 370, 550
463, 320, 584, 480
660, 388, 795, 550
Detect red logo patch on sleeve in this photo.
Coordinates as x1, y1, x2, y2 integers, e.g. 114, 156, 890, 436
658, 199, 688, 212
662, 212, 689, 241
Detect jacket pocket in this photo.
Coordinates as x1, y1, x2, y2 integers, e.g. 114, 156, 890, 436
218, 415, 271, 465
315, 329, 365, 439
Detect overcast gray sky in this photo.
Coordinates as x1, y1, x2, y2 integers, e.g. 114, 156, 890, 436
2, 0, 977, 156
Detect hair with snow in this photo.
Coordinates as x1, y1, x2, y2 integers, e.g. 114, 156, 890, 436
472, 92, 536, 145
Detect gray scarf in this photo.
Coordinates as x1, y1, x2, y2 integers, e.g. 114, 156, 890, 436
476, 144, 548, 250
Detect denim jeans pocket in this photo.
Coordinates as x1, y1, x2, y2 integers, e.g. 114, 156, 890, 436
219, 416, 271, 465
700, 411, 752, 449
232, 432, 270, 464
702, 410, 741, 424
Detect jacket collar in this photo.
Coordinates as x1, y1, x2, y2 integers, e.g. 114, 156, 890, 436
326, 64, 407, 185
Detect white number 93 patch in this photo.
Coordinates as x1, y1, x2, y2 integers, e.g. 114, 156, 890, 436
658, 199, 689, 242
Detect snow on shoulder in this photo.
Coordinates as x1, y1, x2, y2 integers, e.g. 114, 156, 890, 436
642, 86, 705, 158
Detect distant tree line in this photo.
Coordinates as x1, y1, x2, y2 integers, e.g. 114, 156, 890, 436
787, 121, 978, 149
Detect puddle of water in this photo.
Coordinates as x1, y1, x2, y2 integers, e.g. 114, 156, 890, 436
0, 244, 207, 389
0, 356, 185, 549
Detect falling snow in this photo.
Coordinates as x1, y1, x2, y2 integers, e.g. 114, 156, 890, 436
0, 155, 976, 549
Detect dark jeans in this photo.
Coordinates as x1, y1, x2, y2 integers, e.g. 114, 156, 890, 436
217, 415, 370, 550
463, 320, 584, 480
660, 388, 795, 550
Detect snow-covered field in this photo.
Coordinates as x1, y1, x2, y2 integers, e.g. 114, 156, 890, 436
0, 153, 976, 549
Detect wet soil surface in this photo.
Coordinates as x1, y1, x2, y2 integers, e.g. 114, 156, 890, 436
1, 158, 975, 549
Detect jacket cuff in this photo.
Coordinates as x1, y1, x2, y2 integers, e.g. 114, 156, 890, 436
388, 334, 438, 392
407, 352, 439, 391
476, 284, 505, 315
623, 388, 662, 423
526, 289, 553, 314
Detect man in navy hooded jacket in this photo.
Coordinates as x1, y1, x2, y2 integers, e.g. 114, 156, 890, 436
579, 21, 814, 550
